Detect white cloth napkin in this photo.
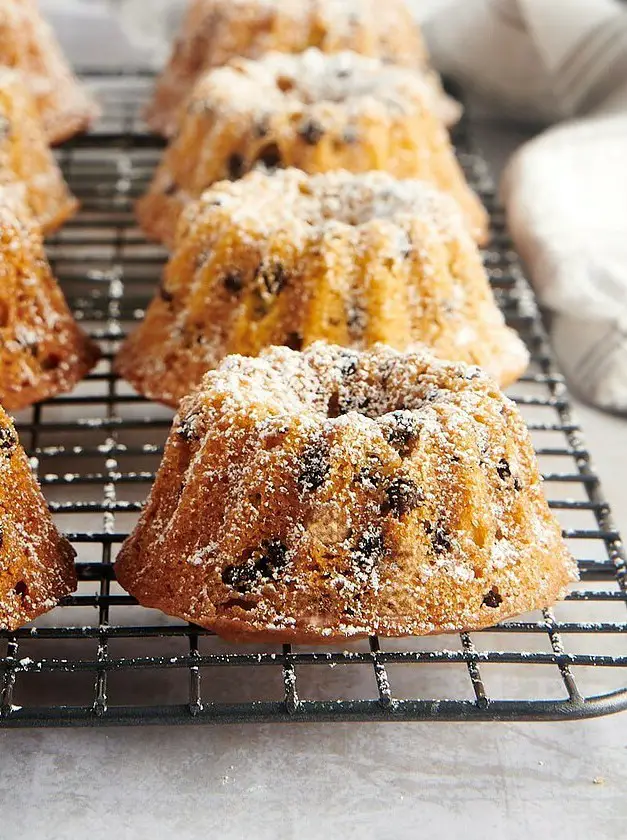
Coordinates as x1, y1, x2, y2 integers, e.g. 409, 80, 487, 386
426, 0, 627, 412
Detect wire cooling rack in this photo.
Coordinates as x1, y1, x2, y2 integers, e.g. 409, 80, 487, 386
1, 73, 626, 727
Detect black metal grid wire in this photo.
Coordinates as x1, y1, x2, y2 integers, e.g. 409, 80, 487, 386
1, 73, 626, 727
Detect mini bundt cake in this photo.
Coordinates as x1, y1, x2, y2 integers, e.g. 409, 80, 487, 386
0, 190, 100, 411
0, 68, 78, 232
0, 0, 99, 144
146, 0, 459, 138
115, 343, 577, 643
0, 405, 76, 631
137, 49, 486, 247
120, 169, 525, 407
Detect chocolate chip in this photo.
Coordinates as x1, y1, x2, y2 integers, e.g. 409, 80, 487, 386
0, 425, 17, 453
327, 391, 342, 419
228, 152, 246, 180
163, 180, 178, 197
497, 458, 511, 481
357, 530, 384, 559
497, 458, 521, 489
255, 540, 288, 580
383, 411, 420, 456
299, 119, 325, 145
356, 468, 381, 489
337, 351, 359, 377
222, 563, 257, 593
299, 441, 331, 492
350, 394, 371, 413
0, 116, 10, 140
223, 271, 244, 294
352, 529, 385, 573
255, 143, 283, 170
285, 332, 303, 351
426, 521, 452, 556
222, 540, 288, 593
384, 478, 423, 517
14, 581, 28, 601
160, 284, 174, 302
257, 261, 288, 297
176, 413, 202, 442
482, 588, 503, 609
252, 260, 288, 316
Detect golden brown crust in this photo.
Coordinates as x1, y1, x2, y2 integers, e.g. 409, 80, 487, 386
41, 108, 98, 148
0, 0, 99, 145
146, 0, 458, 137
115, 343, 577, 643
121, 169, 524, 407
138, 49, 486, 248
0, 68, 79, 233
0, 191, 100, 411
0, 406, 77, 631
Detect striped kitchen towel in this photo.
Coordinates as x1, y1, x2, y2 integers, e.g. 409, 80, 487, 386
426, 0, 627, 412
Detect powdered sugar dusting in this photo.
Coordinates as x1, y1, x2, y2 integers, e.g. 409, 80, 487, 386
124, 165, 526, 408
187, 168, 470, 245
0, 0, 99, 143
116, 342, 576, 642
186, 47, 433, 129
0, 407, 76, 631
145, 0, 436, 136
0, 188, 99, 411
0, 68, 78, 229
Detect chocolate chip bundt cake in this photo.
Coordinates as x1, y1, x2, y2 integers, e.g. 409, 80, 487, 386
146, 0, 459, 138
137, 49, 486, 247
0, 191, 100, 410
0, 406, 76, 631
115, 343, 577, 643
0, 68, 78, 232
0, 0, 99, 144
120, 169, 525, 407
